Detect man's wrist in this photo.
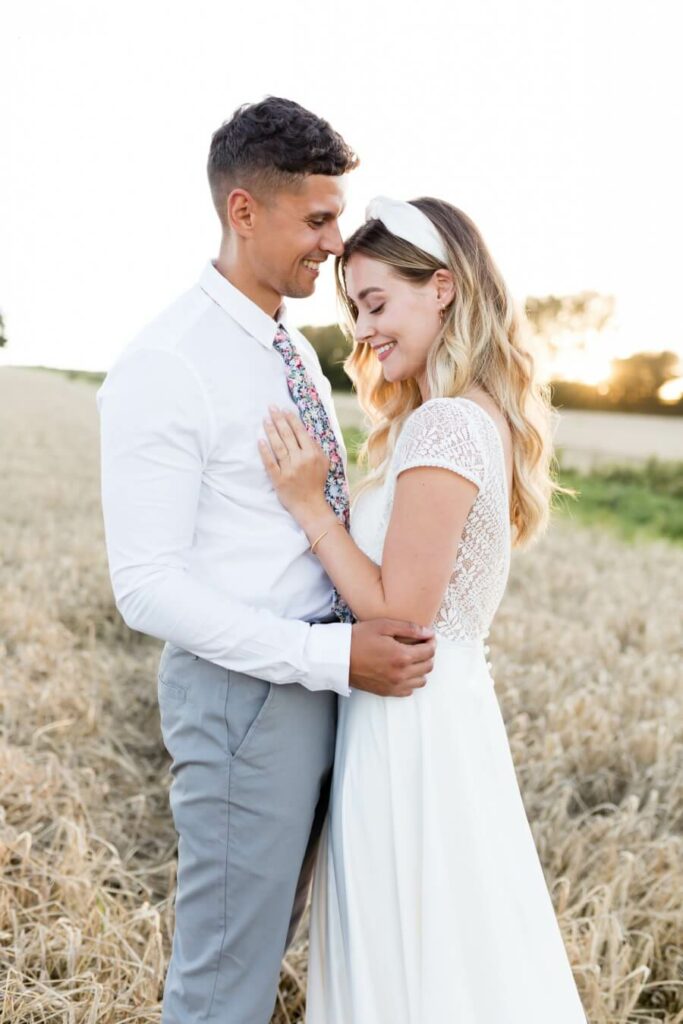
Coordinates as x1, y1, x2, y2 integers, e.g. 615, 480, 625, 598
306, 621, 352, 697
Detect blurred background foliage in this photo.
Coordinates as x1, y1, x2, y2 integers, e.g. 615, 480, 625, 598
5, 290, 682, 413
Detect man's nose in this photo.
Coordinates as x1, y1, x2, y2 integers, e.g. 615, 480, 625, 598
322, 221, 345, 257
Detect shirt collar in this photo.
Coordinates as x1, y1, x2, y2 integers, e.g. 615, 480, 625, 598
199, 260, 290, 349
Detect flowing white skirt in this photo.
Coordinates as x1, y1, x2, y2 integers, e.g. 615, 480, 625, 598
305, 636, 587, 1023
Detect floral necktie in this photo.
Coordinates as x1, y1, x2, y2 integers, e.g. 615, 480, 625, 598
272, 324, 353, 624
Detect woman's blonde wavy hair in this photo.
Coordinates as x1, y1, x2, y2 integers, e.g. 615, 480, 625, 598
335, 196, 569, 548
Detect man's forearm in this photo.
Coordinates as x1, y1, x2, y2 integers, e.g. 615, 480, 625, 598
112, 562, 352, 696
96, 349, 353, 693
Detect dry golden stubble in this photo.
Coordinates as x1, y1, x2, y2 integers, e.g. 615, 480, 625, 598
0, 368, 681, 1023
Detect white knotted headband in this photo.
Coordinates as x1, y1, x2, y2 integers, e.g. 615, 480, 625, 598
364, 195, 448, 264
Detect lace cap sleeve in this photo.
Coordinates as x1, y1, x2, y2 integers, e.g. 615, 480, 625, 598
396, 398, 487, 490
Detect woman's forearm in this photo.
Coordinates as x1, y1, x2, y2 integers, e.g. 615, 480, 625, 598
258, 409, 474, 631
298, 502, 390, 621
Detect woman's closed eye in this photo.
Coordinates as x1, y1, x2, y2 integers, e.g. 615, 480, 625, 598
370, 304, 385, 315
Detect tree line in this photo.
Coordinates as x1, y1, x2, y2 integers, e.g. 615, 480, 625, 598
2, 296, 681, 414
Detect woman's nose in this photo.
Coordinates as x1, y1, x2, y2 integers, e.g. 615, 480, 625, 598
354, 318, 374, 343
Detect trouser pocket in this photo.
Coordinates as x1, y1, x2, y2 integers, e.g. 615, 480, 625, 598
226, 670, 273, 759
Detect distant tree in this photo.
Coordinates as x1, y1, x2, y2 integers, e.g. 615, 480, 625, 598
299, 323, 353, 391
525, 292, 616, 374
549, 381, 601, 409
551, 353, 683, 414
0, 311, 7, 348
608, 350, 681, 404
525, 291, 615, 338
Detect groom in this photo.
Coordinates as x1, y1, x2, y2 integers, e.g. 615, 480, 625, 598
97, 96, 436, 1024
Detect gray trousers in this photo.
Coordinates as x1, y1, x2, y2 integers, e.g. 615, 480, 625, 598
157, 642, 338, 1024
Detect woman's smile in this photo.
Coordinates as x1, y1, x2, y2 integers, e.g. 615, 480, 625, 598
373, 340, 398, 362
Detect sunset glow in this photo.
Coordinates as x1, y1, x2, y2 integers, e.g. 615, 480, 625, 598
538, 325, 640, 388
659, 377, 683, 403
545, 330, 614, 386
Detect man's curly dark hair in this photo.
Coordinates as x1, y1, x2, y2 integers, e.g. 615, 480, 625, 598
207, 96, 359, 224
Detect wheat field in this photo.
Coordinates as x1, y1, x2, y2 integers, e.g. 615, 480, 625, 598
1, 367, 682, 1023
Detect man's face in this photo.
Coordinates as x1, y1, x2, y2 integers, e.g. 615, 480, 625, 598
249, 174, 347, 299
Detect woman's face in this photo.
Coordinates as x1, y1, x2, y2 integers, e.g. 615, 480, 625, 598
344, 253, 453, 390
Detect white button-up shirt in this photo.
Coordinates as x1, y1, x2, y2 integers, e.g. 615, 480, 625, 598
97, 261, 352, 696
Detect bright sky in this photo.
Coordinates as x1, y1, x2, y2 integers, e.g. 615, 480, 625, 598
2, 0, 682, 373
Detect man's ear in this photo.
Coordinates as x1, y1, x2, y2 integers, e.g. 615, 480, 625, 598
433, 268, 456, 307
226, 188, 257, 239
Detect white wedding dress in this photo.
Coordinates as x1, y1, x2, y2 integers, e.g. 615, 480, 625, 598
305, 397, 587, 1023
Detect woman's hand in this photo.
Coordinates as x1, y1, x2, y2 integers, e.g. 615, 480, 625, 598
259, 405, 331, 526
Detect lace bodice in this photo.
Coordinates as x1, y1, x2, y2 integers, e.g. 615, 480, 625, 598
350, 397, 512, 641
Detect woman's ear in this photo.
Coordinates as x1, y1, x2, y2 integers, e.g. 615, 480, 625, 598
433, 268, 456, 307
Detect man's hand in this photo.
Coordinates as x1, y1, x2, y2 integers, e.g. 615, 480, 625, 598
349, 619, 436, 698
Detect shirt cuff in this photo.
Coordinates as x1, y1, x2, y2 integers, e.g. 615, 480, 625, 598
305, 622, 352, 697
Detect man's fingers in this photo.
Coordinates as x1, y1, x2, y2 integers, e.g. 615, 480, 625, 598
397, 677, 428, 696
409, 676, 428, 689
399, 644, 434, 673
404, 643, 436, 668
379, 618, 435, 642
389, 632, 435, 686
405, 657, 434, 679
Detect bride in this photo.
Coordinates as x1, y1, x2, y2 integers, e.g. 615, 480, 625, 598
259, 196, 587, 1023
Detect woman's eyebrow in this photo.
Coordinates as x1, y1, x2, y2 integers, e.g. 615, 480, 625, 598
357, 287, 384, 301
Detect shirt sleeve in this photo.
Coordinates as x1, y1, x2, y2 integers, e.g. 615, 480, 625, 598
96, 346, 351, 696
396, 398, 487, 491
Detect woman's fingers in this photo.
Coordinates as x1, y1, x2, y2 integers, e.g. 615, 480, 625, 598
263, 417, 291, 462
282, 409, 313, 449
257, 438, 280, 479
261, 407, 329, 504
268, 407, 302, 452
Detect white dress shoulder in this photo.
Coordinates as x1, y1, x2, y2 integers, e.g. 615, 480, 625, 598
305, 397, 587, 1024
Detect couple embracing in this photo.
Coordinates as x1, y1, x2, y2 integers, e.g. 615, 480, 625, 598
97, 96, 586, 1023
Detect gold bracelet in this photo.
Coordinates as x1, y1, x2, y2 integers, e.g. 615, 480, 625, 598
310, 529, 329, 555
